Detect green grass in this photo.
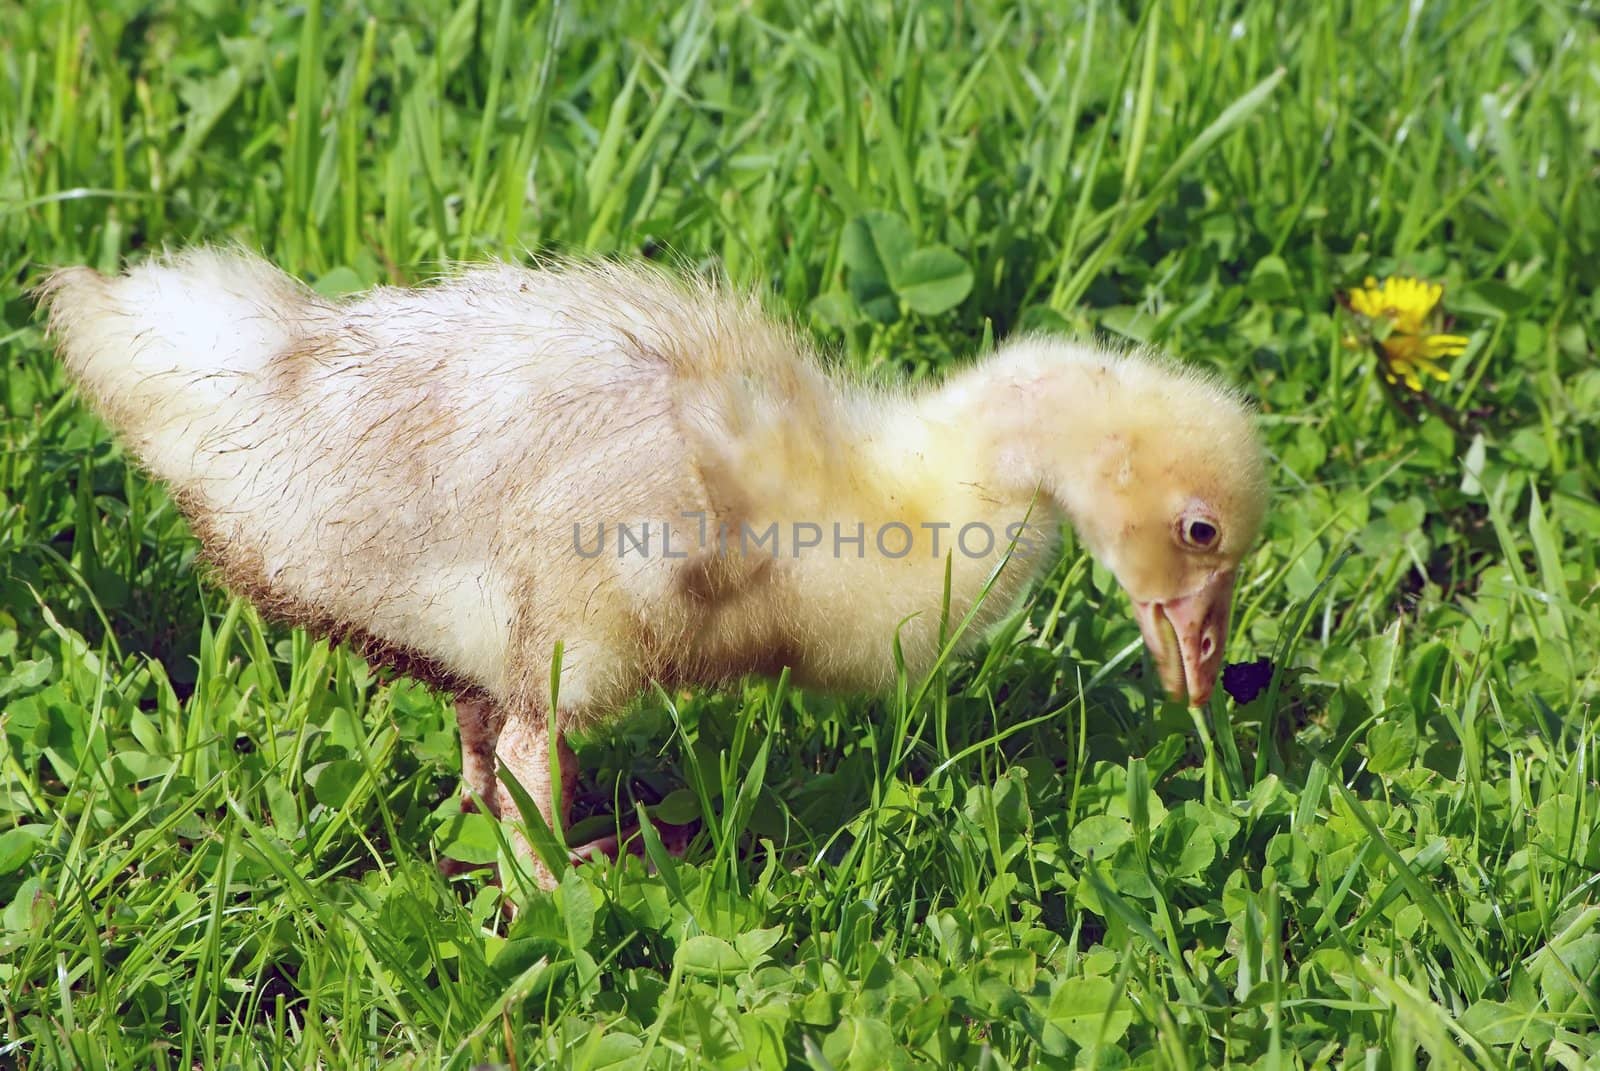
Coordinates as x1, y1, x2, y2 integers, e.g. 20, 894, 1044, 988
3, 0, 1599, 1066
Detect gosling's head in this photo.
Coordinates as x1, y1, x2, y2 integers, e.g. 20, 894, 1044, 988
990, 338, 1269, 704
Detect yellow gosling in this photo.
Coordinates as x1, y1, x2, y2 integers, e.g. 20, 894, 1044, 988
39, 249, 1268, 888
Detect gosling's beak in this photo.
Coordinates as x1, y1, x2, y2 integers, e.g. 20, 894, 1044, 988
1131, 569, 1237, 706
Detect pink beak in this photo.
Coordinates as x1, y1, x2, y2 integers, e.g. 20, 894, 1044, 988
1131, 569, 1237, 706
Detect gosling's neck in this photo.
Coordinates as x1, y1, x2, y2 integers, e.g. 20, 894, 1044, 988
870, 341, 1136, 529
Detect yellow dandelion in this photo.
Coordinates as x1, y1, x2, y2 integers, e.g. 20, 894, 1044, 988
1374, 330, 1470, 392
1347, 275, 1442, 333
1342, 275, 1470, 392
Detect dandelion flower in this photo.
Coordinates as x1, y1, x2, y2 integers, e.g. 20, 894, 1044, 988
1373, 330, 1470, 392
1347, 275, 1441, 334
1342, 275, 1470, 392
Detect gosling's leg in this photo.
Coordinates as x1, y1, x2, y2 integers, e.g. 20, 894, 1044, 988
493, 712, 577, 891
492, 710, 696, 877
438, 694, 504, 878
568, 817, 698, 863
455, 694, 502, 815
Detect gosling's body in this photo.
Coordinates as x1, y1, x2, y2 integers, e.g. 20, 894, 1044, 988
43, 252, 1045, 699
40, 249, 1267, 887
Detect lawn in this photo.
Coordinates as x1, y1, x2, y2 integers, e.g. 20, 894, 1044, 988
2, 0, 1598, 1067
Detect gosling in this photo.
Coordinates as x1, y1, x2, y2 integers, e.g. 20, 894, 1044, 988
39, 250, 1268, 887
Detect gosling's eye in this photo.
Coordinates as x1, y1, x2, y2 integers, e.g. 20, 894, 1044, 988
1180, 517, 1219, 550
